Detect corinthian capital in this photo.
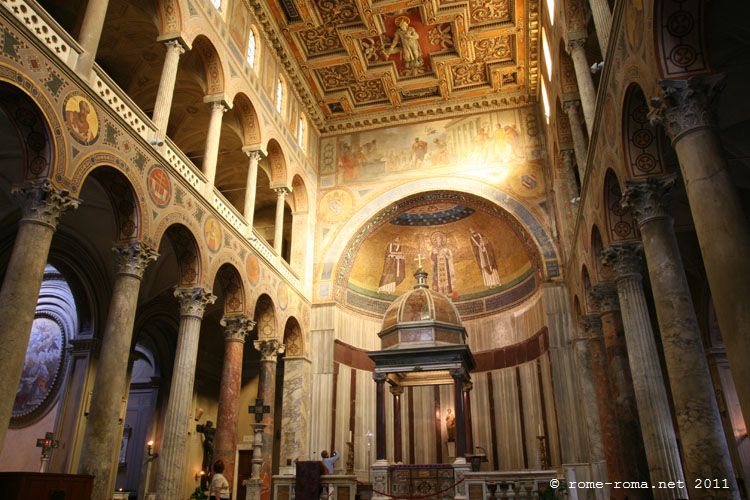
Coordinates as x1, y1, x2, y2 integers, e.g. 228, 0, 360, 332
591, 284, 619, 313
648, 74, 725, 143
174, 287, 216, 318
600, 243, 644, 281
254, 339, 285, 362
12, 180, 80, 229
566, 35, 587, 53
621, 176, 676, 227
221, 315, 255, 342
113, 242, 159, 279
562, 99, 581, 115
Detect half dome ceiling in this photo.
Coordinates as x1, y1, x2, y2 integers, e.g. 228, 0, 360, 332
252, 0, 540, 132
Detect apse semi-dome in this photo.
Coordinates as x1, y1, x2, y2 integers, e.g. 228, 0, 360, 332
379, 268, 467, 350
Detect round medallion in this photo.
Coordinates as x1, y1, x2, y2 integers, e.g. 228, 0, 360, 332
204, 217, 222, 253
147, 165, 172, 208
319, 189, 354, 224
62, 93, 99, 145
277, 282, 289, 311
246, 254, 260, 286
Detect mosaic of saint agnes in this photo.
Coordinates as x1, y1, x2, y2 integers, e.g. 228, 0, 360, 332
349, 200, 534, 301
325, 109, 526, 185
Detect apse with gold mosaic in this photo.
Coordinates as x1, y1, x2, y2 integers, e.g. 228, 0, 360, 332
339, 192, 540, 319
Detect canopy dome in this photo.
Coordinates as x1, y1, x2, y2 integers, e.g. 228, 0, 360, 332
378, 269, 467, 350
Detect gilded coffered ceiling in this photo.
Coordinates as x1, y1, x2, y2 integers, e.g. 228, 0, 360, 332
249, 0, 540, 133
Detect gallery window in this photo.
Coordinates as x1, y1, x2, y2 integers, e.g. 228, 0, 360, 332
275, 77, 284, 114
247, 30, 256, 68
542, 27, 553, 80
541, 78, 551, 124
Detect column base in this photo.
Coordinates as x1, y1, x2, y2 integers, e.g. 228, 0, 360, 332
243, 477, 262, 500
371, 461, 389, 500
452, 461, 471, 499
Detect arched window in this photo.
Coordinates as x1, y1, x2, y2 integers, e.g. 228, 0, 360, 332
542, 27, 552, 80
297, 115, 306, 150
211, 0, 222, 11
247, 30, 256, 68
541, 78, 551, 124
275, 77, 284, 114
546, 0, 555, 25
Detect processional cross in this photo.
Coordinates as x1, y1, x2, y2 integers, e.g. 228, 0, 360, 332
248, 398, 271, 423
414, 253, 424, 269
36, 432, 59, 472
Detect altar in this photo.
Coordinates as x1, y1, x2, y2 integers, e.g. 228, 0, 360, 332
367, 268, 476, 499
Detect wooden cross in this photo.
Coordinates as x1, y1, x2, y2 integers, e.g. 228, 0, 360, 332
414, 253, 424, 269
36, 432, 59, 457
248, 398, 271, 423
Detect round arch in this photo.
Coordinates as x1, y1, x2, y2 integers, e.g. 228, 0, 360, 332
317, 178, 560, 299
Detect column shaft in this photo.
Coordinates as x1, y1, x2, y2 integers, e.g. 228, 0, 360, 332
392, 388, 403, 463
567, 37, 596, 134
463, 387, 474, 454
273, 188, 288, 255
0, 182, 78, 449
76, 0, 110, 75
79, 244, 158, 500
375, 375, 387, 462
156, 288, 215, 500
152, 40, 185, 134
602, 245, 687, 498
572, 337, 605, 466
594, 291, 649, 489
254, 340, 283, 500
452, 372, 466, 459
651, 76, 750, 427
624, 178, 738, 498
202, 101, 226, 189
589, 0, 612, 53
215, 316, 253, 494
563, 100, 588, 177
243, 150, 261, 230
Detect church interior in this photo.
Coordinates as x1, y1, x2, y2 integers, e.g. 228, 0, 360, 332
0, 0, 748, 499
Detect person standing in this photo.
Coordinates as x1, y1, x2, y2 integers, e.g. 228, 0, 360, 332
378, 237, 406, 294
469, 228, 501, 287
321, 450, 340, 474
209, 460, 230, 500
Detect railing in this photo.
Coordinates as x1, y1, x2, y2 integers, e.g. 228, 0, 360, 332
0, 0, 307, 296
464, 470, 565, 499
272, 474, 357, 500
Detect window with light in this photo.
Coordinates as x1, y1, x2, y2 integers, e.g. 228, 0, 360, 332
247, 31, 256, 68
542, 27, 553, 80
275, 78, 284, 114
541, 78, 551, 124
211, 0, 222, 11
546, 0, 555, 25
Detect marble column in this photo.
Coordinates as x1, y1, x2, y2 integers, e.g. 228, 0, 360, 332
581, 314, 626, 491
215, 315, 254, 493
202, 100, 227, 190
622, 177, 739, 498
78, 243, 159, 500
0, 181, 78, 449
243, 149, 262, 231
254, 339, 284, 500
567, 35, 597, 134
588, 0, 612, 54
391, 386, 403, 463
155, 287, 216, 500
152, 38, 186, 134
451, 369, 467, 461
273, 187, 289, 255
562, 100, 588, 177
650, 75, 750, 426
374, 372, 387, 462
463, 383, 474, 454
571, 321, 605, 469
601, 244, 687, 498
76, 0, 110, 75
591, 284, 649, 488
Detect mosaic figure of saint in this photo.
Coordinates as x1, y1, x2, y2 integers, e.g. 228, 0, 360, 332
378, 237, 406, 294
470, 228, 501, 287
430, 232, 456, 295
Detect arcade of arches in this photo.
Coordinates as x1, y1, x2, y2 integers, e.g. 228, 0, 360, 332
0, 0, 748, 499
